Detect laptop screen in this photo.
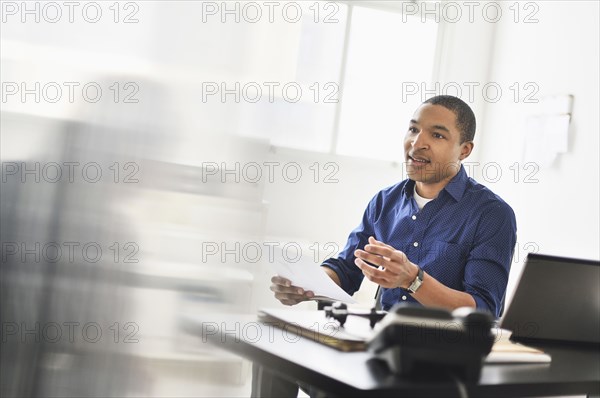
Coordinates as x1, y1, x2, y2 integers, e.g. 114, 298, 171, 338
500, 253, 600, 344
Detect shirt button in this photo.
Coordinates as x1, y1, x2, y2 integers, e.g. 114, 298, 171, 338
402, 295, 407, 300
412, 215, 417, 220
413, 242, 419, 247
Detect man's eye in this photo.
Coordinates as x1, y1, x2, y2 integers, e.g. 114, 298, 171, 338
408, 127, 418, 133
433, 133, 444, 139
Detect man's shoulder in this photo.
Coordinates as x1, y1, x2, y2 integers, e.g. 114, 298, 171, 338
376, 178, 411, 198
464, 178, 515, 217
365, 179, 411, 210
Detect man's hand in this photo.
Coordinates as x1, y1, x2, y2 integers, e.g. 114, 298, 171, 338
270, 276, 314, 306
354, 236, 418, 289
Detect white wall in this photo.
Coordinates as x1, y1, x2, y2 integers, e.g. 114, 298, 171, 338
476, 1, 600, 298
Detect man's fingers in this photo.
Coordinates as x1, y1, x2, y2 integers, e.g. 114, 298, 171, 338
271, 275, 292, 287
355, 258, 394, 285
361, 244, 394, 258
274, 292, 302, 301
273, 290, 314, 306
354, 257, 375, 275
270, 283, 304, 295
271, 275, 313, 296
354, 258, 397, 277
270, 274, 315, 306
354, 249, 383, 266
277, 294, 299, 306
359, 243, 408, 265
355, 249, 399, 269
275, 290, 314, 299
368, 236, 395, 250
355, 257, 400, 285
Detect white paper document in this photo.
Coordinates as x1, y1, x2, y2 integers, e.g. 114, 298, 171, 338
273, 251, 357, 304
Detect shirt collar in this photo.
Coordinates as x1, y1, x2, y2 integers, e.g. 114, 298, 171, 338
443, 164, 468, 202
403, 178, 417, 198
402, 164, 469, 202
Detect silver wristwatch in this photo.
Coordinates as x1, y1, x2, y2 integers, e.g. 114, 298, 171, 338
407, 266, 424, 293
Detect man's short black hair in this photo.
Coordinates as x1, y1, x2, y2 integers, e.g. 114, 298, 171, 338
423, 95, 476, 143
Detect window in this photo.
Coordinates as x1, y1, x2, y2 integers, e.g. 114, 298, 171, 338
238, 2, 440, 161
336, 5, 439, 161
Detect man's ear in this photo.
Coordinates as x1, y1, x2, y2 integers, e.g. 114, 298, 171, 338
459, 141, 474, 161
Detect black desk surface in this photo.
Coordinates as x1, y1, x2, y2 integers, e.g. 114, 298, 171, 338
183, 313, 600, 397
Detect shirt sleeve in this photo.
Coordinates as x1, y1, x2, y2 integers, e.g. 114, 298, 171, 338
463, 201, 517, 317
321, 194, 380, 296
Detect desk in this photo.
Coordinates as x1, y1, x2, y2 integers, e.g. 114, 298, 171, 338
183, 314, 600, 397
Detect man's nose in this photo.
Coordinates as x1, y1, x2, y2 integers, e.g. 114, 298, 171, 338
411, 131, 428, 149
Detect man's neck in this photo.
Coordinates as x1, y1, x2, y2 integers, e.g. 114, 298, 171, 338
414, 171, 459, 199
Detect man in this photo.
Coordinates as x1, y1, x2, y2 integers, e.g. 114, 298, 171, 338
272, 95, 516, 315
258, 95, 516, 396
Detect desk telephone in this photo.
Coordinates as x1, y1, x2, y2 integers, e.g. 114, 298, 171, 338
324, 302, 495, 381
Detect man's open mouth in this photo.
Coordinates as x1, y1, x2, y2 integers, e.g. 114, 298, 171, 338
408, 155, 431, 164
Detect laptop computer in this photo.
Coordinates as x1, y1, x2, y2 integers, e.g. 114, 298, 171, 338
500, 253, 600, 345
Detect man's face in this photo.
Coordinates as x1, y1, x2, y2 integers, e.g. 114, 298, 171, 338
403, 104, 472, 184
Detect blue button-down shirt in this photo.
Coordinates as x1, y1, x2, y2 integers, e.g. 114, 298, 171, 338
322, 165, 517, 317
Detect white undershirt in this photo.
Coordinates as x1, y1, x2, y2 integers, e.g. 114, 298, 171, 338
413, 185, 435, 210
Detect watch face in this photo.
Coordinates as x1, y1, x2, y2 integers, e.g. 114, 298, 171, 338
409, 283, 420, 293
408, 268, 423, 293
